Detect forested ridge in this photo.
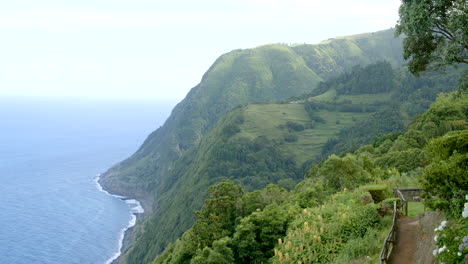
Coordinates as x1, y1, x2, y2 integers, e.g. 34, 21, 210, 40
101, 29, 408, 264
100, 24, 468, 263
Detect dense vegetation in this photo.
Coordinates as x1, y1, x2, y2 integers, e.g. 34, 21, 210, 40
152, 93, 468, 264
318, 65, 463, 157
395, 0, 467, 75
97, 17, 468, 261
102, 29, 409, 264
127, 61, 465, 264
99, 1, 468, 261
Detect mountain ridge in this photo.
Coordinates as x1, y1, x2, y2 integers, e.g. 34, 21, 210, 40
98, 28, 407, 264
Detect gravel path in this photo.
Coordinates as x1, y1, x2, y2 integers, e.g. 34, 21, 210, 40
391, 216, 419, 264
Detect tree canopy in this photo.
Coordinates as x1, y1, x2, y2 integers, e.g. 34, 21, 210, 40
395, 0, 467, 75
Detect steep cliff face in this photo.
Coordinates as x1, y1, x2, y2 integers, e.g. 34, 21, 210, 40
100, 29, 403, 202
99, 44, 324, 201
99, 28, 405, 264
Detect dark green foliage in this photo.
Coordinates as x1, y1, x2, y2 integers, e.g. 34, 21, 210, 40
239, 184, 289, 215
364, 185, 391, 203
320, 68, 461, 158
395, 0, 468, 74
395, 0, 467, 92
209, 136, 300, 190
222, 114, 244, 137
271, 191, 380, 264
293, 177, 330, 208
319, 154, 374, 191
151, 72, 464, 263
422, 130, 468, 218
283, 132, 298, 142
191, 237, 234, 264
190, 180, 244, 249
153, 92, 468, 264
325, 61, 395, 95
303, 102, 326, 123
375, 148, 425, 172
139, 68, 460, 264
372, 132, 403, 148
285, 121, 305, 131
108, 31, 406, 263
232, 204, 292, 263
106, 28, 465, 264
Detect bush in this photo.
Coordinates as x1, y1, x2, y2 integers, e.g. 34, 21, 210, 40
284, 133, 298, 142
363, 184, 391, 203
286, 121, 305, 131
270, 190, 379, 264
433, 217, 468, 263
422, 130, 468, 217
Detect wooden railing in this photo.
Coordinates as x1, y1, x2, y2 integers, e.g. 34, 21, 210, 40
380, 188, 422, 263
396, 189, 408, 216
380, 201, 399, 264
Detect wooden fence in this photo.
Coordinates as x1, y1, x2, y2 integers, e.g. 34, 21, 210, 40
379, 201, 399, 264
396, 189, 408, 216
380, 188, 422, 263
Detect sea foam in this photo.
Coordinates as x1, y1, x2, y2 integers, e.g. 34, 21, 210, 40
95, 174, 144, 264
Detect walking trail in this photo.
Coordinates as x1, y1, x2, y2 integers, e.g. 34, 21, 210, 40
391, 216, 419, 264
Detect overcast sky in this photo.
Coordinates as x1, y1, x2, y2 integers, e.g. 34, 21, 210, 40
0, 0, 401, 101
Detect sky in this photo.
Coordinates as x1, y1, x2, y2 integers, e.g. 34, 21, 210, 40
0, 0, 401, 101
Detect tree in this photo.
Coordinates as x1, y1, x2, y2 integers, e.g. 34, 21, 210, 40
232, 204, 291, 263
190, 180, 244, 250
395, 0, 467, 78
190, 237, 234, 264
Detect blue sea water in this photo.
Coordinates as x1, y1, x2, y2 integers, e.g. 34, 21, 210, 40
0, 97, 174, 264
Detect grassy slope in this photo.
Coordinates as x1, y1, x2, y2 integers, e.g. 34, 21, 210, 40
151, 93, 468, 264
122, 59, 461, 264
108, 29, 405, 264
238, 104, 371, 164
292, 29, 403, 79
100, 44, 325, 200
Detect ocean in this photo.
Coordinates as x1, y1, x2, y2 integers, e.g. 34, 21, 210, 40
0, 97, 174, 264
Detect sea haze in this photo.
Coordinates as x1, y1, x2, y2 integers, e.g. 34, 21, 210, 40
0, 97, 174, 264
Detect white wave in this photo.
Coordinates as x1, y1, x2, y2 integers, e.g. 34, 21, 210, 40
95, 173, 144, 264
124, 199, 144, 214
93, 175, 125, 199
104, 214, 137, 264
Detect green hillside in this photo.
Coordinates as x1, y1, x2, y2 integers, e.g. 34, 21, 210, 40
100, 29, 408, 264
237, 103, 370, 165
118, 63, 460, 264
151, 92, 468, 264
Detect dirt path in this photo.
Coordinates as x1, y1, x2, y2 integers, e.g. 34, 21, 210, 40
391, 216, 419, 264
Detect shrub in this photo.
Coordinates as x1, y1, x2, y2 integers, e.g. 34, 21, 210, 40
286, 121, 305, 131
363, 185, 391, 203
422, 130, 468, 217
380, 198, 400, 215
270, 190, 379, 264
284, 133, 298, 142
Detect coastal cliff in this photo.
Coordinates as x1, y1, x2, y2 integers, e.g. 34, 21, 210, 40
100, 28, 408, 264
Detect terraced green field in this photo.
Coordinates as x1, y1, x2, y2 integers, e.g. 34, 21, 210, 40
237, 103, 371, 164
